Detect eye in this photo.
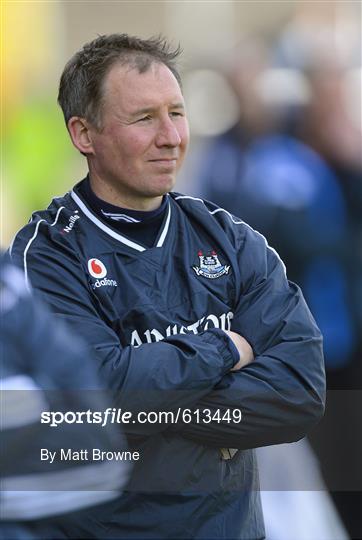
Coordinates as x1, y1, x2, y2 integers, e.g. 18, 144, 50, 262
136, 115, 152, 123
170, 111, 184, 118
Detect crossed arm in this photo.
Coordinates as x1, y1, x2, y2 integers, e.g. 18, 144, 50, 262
10, 224, 325, 450
170, 229, 325, 449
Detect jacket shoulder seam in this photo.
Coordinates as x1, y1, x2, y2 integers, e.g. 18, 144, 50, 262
20, 206, 66, 290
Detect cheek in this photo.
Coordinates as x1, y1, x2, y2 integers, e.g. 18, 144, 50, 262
121, 133, 152, 161
179, 121, 190, 151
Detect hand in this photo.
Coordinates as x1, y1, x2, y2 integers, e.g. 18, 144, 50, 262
225, 331, 254, 371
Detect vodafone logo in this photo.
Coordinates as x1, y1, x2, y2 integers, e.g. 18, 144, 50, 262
87, 258, 117, 289
88, 258, 107, 279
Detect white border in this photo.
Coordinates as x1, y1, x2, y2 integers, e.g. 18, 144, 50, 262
71, 191, 172, 252
174, 195, 286, 275
23, 206, 65, 290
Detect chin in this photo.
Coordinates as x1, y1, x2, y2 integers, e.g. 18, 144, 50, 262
153, 175, 176, 194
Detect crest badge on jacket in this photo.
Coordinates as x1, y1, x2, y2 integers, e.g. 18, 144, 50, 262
192, 250, 231, 279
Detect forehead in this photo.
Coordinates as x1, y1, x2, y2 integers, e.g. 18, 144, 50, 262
102, 61, 184, 113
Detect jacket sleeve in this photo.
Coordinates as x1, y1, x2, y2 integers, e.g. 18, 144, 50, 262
9, 237, 237, 436
171, 224, 326, 449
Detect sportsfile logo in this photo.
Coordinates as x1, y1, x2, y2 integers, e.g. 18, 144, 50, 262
87, 258, 117, 289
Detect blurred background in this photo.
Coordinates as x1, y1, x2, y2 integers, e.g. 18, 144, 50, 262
2, 1, 361, 538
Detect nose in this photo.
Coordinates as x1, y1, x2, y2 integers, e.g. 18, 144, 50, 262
155, 116, 182, 148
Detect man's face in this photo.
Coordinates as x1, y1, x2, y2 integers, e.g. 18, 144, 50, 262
86, 61, 189, 208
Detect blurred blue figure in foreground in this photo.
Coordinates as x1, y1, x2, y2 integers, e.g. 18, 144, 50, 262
0, 259, 130, 539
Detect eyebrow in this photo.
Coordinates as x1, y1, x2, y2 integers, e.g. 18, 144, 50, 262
130, 102, 185, 118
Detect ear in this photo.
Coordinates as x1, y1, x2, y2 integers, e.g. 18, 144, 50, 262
67, 117, 95, 155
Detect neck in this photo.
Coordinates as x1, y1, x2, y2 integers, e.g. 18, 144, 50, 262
88, 173, 163, 211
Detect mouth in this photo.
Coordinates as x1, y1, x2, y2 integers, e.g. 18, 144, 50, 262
148, 158, 178, 170
149, 158, 177, 164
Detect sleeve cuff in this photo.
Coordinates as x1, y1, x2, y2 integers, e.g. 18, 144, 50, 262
200, 329, 239, 371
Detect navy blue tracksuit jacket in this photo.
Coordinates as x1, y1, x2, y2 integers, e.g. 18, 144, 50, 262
9, 181, 326, 539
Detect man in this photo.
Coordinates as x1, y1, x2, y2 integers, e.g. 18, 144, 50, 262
9, 34, 325, 539
0, 258, 129, 539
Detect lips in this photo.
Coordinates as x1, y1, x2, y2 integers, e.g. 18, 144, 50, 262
149, 158, 177, 163
148, 158, 178, 169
